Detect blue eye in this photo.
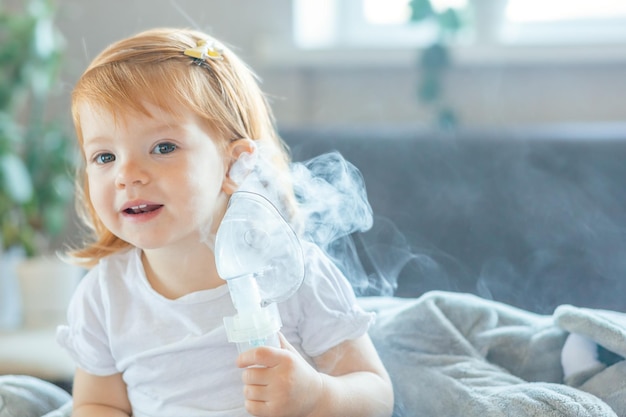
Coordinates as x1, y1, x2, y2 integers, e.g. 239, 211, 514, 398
153, 142, 177, 154
95, 153, 115, 164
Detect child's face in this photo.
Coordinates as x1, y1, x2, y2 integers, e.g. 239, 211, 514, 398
78, 101, 229, 251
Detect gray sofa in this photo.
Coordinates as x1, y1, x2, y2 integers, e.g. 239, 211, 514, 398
281, 124, 626, 314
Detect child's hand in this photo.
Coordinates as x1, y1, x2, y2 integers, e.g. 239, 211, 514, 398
237, 333, 324, 417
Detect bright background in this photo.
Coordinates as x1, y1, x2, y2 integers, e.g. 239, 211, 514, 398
54, 0, 626, 129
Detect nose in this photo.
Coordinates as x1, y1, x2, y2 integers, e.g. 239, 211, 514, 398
114, 158, 149, 189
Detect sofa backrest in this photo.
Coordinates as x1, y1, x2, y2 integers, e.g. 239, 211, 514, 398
282, 125, 626, 314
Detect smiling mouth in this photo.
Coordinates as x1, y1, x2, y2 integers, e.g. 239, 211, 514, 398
124, 204, 163, 215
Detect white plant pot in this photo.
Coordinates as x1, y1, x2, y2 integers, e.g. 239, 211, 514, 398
17, 256, 84, 329
0, 249, 24, 330
472, 0, 510, 45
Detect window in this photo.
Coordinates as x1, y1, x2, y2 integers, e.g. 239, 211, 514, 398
294, 0, 466, 48
294, 0, 626, 49
503, 0, 626, 45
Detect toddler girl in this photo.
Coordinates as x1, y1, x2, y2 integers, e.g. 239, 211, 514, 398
56, 27, 393, 417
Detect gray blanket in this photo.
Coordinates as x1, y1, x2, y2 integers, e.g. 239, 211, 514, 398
2, 291, 625, 417
361, 291, 626, 417
0, 375, 71, 417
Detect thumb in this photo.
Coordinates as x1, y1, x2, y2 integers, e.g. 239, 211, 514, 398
278, 332, 299, 354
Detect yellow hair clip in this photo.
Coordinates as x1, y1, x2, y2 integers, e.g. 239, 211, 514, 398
184, 39, 224, 61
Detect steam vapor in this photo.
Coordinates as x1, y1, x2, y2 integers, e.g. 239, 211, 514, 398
231, 144, 398, 296
291, 151, 397, 296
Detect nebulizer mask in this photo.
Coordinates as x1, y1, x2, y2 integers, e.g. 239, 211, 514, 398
214, 150, 304, 353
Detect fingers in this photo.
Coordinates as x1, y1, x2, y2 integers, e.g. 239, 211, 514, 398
244, 398, 272, 417
237, 345, 283, 369
237, 335, 323, 417
239, 358, 277, 416
237, 332, 295, 369
240, 363, 292, 417
242, 386, 273, 417
243, 379, 267, 399
241, 365, 270, 386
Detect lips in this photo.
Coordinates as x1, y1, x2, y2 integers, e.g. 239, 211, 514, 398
121, 201, 164, 216
124, 204, 162, 215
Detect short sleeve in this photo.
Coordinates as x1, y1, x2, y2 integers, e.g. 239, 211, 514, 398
56, 267, 118, 376
280, 243, 375, 358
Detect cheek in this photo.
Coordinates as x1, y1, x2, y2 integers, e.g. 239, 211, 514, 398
187, 156, 226, 194
185, 165, 226, 208
181, 163, 228, 230
85, 170, 114, 219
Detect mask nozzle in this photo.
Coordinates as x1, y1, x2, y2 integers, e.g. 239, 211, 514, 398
223, 273, 282, 351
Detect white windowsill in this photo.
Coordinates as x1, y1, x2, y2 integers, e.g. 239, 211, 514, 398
255, 40, 626, 70
0, 327, 75, 381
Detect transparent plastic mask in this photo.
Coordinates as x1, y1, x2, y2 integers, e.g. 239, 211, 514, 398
215, 191, 304, 306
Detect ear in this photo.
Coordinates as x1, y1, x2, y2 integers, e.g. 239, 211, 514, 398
222, 138, 257, 195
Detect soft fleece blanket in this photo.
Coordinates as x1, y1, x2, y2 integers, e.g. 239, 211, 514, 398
360, 291, 626, 417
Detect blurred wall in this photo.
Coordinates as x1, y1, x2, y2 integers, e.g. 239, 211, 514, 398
56, 0, 626, 129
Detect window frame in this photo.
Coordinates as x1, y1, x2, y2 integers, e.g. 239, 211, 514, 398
257, 0, 626, 69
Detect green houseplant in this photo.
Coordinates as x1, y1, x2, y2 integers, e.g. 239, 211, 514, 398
0, 0, 74, 257
409, 0, 468, 129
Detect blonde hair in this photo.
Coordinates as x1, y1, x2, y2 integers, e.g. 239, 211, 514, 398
69, 27, 291, 267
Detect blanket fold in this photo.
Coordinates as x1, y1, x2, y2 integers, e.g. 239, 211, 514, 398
361, 291, 625, 417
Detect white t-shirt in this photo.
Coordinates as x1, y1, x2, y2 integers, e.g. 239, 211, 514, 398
57, 242, 373, 417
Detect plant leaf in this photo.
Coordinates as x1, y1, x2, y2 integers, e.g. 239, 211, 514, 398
437, 8, 463, 33
437, 107, 458, 130
409, 0, 435, 22
0, 153, 34, 203
419, 43, 450, 71
418, 72, 441, 103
